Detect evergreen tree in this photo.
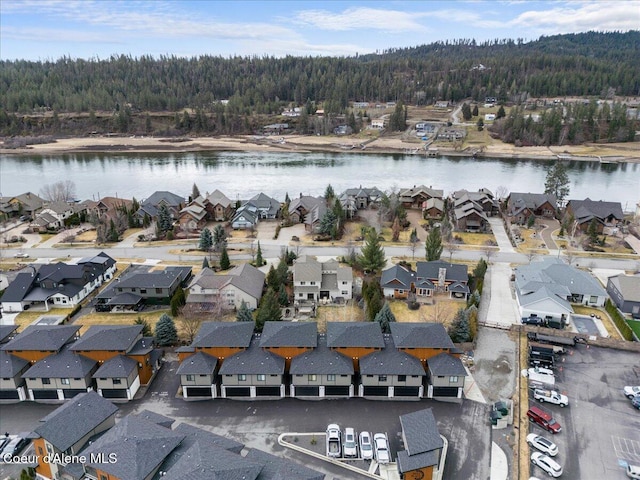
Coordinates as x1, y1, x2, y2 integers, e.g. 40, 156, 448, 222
448, 308, 471, 343
497, 105, 506, 119
359, 229, 386, 273
266, 264, 279, 289
477, 118, 484, 131
462, 103, 472, 121
425, 227, 443, 261
202, 256, 210, 269
170, 286, 186, 316
365, 283, 383, 321
544, 160, 570, 205
255, 288, 281, 331
155, 313, 178, 346
157, 204, 173, 233
198, 227, 213, 251
278, 284, 289, 306
212, 224, 227, 251
473, 258, 488, 279
276, 258, 289, 285
134, 316, 152, 336
319, 210, 337, 237
587, 218, 599, 244
472, 104, 479, 116
374, 302, 396, 333
527, 214, 535, 228
236, 300, 254, 322
192, 183, 200, 199
220, 244, 231, 270
255, 241, 264, 266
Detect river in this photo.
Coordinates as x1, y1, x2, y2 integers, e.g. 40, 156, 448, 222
1, 151, 638, 207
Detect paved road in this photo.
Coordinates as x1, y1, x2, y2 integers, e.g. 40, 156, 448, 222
488, 217, 515, 253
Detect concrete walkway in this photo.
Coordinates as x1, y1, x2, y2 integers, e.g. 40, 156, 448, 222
624, 234, 640, 255
485, 263, 520, 327
488, 218, 515, 253
490, 442, 509, 480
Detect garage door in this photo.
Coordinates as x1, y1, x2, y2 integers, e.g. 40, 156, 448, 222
324, 385, 350, 396
101, 389, 128, 398
432, 386, 459, 397
0, 390, 19, 400
225, 386, 251, 397
63, 389, 87, 399
294, 386, 320, 397
394, 386, 420, 397
32, 390, 58, 400
186, 386, 213, 397
362, 386, 388, 397
256, 386, 281, 397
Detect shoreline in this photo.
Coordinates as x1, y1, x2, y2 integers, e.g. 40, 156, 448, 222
1, 135, 639, 163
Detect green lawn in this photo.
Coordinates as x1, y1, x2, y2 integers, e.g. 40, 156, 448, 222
627, 319, 640, 340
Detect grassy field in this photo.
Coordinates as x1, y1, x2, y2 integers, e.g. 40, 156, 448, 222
316, 304, 364, 333
13, 309, 74, 331
627, 319, 640, 339
389, 297, 464, 328
454, 231, 497, 246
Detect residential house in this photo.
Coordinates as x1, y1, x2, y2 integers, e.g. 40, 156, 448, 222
398, 185, 444, 209
206, 189, 234, 221
176, 351, 218, 399
423, 198, 445, 220
219, 336, 286, 398
0, 350, 30, 401
231, 203, 260, 229
359, 336, 425, 399
31, 391, 118, 480
92, 354, 141, 400
23, 347, 98, 401
396, 408, 444, 480
289, 336, 354, 398
177, 195, 209, 232
244, 448, 325, 480
0, 191, 45, 218
246, 192, 281, 219
565, 198, 624, 233
304, 200, 328, 233
507, 192, 557, 224
454, 200, 490, 232
437, 128, 465, 140
607, 274, 640, 319
381, 264, 415, 299
516, 285, 573, 326
1, 325, 80, 364
293, 256, 353, 304
178, 321, 254, 362
339, 186, 383, 210
370, 119, 385, 129
288, 195, 325, 224
381, 261, 469, 301
260, 321, 318, 370
326, 321, 385, 371
30, 201, 79, 231
80, 196, 133, 223
0, 325, 17, 345
186, 263, 265, 311
136, 190, 185, 221
389, 322, 459, 364
0, 252, 116, 313
452, 188, 499, 216
425, 352, 467, 402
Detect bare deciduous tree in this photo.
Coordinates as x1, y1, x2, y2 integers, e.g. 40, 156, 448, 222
443, 242, 460, 262
526, 249, 537, 263
483, 246, 496, 264
40, 180, 76, 202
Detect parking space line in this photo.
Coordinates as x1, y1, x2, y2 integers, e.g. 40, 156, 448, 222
612, 435, 640, 463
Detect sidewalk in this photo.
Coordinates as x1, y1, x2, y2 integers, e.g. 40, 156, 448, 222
488, 218, 515, 253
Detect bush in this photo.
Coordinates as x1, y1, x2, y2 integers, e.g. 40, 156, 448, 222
605, 299, 634, 341
407, 301, 420, 310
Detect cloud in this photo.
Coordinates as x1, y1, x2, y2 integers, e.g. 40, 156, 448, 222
291, 7, 428, 32
0, 25, 122, 44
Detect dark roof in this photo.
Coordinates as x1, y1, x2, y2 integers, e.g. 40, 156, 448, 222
115, 270, 183, 289
400, 408, 443, 456
416, 260, 468, 283
359, 337, 425, 375
173, 423, 244, 454
176, 352, 217, 375
83, 415, 185, 480
0, 271, 37, 302
132, 410, 175, 429
396, 449, 439, 474
0, 350, 29, 377
290, 336, 353, 375
107, 292, 143, 305
389, 323, 455, 349
92, 355, 138, 378
192, 321, 254, 348
260, 322, 318, 348
128, 336, 155, 355
568, 198, 624, 223
77, 251, 116, 270
246, 448, 325, 480
70, 325, 143, 352
0, 325, 18, 344
34, 391, 118, 452
142, 190, 185, 207
219, 338, 285, 375
326, 322, 385, 348
24, 348, 97, 378
427, 352, 467, 376
509, 192, 558, 213
3, 325, 80, 352
380, 264, 414, 290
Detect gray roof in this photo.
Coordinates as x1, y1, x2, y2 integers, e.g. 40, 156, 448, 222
115, 270, 183, 289
0, 325, 18, 344
142, 190, 185, 207
608, 274, 640, 302
293, 256, 322, 282
24, 348, 97, 378
2, 325, 80, 352
359, 337, 425, 375
514, 257, 606, 297
416, 260, 468, 284
246, 448, 325, 480
71, 325, 143, 352
389, 323, 456, 349
92, 355, 138, 378
247, 192, 280, 216
206, 189, 232, 208
34, 391, 118, 452
427, 353, 467, 376
396, 448, 440, 474
397, 408, 443, 473
173, 422, 244, 454
380, 264, 414, 290
128, 337, 155, 355
132, 410, 175, 429
83, 415, 185, 480
509, 192, 557, 214
398, 185, 444, 200
176, 352, 217, 375
0, 350, 29, 377
219, 338, 285, 375
192, 322, 254, 348
326, 322, 385, 348
289, 336, 353, 375
189, 264, 265, 300
0, 271, 37, 302
260, 322, 318, 348
516, 286, 572, 312
107, 292, 143, 305
568, 198, 624, 223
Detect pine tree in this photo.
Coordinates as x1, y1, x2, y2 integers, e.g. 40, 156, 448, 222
374, 302, 396, 333
198, 227, 213, 251
544, 160, 570, 205
472, 104, 479, 116
255, 288, 281, 331
365, 285, 383, 321
266, 264, 279, 289
192, 183, 200, 199
202, 256, 210, 269
587, 218, 599, 245
157, 204, 173, 233
425, 227, 443, 261
236, 300, 254, 322
462, 103, 472, 121
319, 210, 337, 236
278, 283, 289, 306
276, 258, 289, 285
134, 316, 152, 336
155, 313, 178, 346
213, 224, 227, 251
324, 184, 335, 202
255, 241, 264, 266
220, 244, 230, 270
448, 308, 471, 343
170, 287, 186, 316
497, 105, 506, 119
359, 229, 386, 273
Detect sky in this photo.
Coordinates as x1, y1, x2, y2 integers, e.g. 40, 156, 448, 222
1, 0, 639, 61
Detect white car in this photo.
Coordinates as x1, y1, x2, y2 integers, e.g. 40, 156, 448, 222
14, 252, 29, 258
624, 386, 640, 399
531, 452, 563, 478
359, 431, 374, 460
526, 433, 559, 457
343, 427, 358, 457
627, 464, 640, 479
373, 433, 390, 464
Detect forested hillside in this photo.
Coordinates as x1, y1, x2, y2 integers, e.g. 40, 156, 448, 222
1, 31, 638, 116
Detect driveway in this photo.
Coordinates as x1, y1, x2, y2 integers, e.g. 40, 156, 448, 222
488, 218, 515, 253
537, 217, 560, 251
624, 234, 640, 255
482, 262, 520, 327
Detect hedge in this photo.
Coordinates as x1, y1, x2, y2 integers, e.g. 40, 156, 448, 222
605, 299, 634, 341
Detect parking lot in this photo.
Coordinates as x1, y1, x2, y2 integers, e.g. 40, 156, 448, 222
527, 344, 640, 480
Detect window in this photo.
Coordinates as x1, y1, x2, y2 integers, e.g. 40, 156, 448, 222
61, 378, 70, 385
341, 290, 348, 295
42, 378, 51, 385
257, 374, 266, 381
156, 288, 163, 294
186, 375, 194, 381
100, 378, 107, 381
342, 281, 347, 285
74, 378, 81, 381
2, 378, 9, 381
589, 296, 598, 304
397, 289, 404, 294
140, 288, 147, 294
449, 376, 459, 383
378, 375, 387, 382
308, 374, 317, 381
300, 281, 306, 285
238, 374, 247, 381
38, 447, 44, 455
398, 375, 406, 382
327, 374, 336, 381
113, 378, 122, 385
310, 281, 316, 285
199, 374, 207, 377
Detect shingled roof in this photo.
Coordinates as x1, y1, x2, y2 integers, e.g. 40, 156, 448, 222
2, 325, 80, 352
24, 348, 97, 378
397, 408, 443, 474
389, 323, 455, 349
427, 352, 467, 376
70, 325, 143, 352
176, 352, 217, 375
92, 355, 138, 378
290, 336, 353, 375
191, 321, 254, 348
219, 337, 285, 375
326, 322, 384, 348
260, 321, 317, 348
246, 448, 325, 480
0, 350, 29, 377
359, 336, 425, 375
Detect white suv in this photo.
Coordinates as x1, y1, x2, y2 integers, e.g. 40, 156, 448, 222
359, 431, 373, 460
531, 452, 563, 478
343, 428, 358, 457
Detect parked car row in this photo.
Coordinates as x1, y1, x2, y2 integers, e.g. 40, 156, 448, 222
623, 386, 640, 411
0, 434, 30, 461
325, 424, 390, 463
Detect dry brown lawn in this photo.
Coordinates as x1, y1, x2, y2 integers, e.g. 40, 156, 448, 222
389, 297, 465, 329
75, 229, 97, 242
316, 304, 365, 333
454, 231, 497, 246
13, 309, 74, 331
